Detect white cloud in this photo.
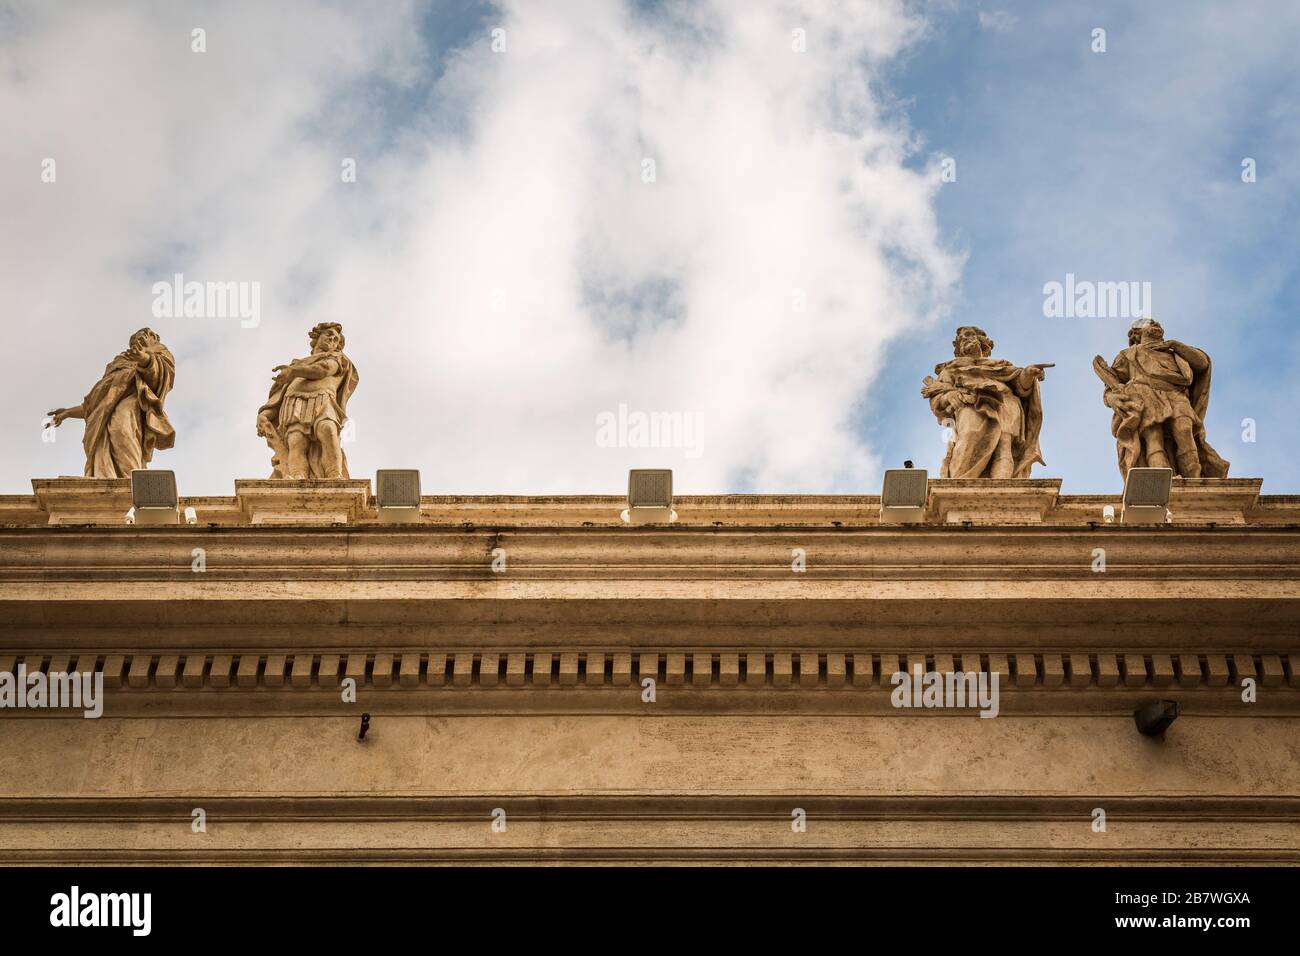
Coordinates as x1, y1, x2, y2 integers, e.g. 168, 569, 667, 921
0, 0, 961, 494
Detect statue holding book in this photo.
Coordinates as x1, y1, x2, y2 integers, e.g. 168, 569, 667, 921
922, 326, 1053, 479
1092, 318, 1228, 479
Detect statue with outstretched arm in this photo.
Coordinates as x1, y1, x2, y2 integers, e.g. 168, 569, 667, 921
46, 327, 176, 478
921, 325, 1052, 479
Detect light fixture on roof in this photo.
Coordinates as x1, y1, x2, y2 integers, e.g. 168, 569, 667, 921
128, 469, 179, 525
375, 469, 421, 524
879, 462, 928, 524
1121, 467, 1173, 525
622, 469, 676, 524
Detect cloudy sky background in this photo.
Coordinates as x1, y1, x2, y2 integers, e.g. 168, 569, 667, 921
2, 0, 1296, 496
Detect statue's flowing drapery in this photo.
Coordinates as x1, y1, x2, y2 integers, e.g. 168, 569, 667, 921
80, 343, 176, 478
922, 358, 1045, 479
1094, 344, 1229, 478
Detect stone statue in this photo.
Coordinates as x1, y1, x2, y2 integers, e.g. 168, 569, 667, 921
256, 322, 358, 479
922, 326, 1052, 479
46, 328, 176, 478
1092, 318, 1228, 479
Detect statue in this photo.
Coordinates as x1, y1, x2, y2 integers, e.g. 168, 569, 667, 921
922, 326, 1053, 479
256, 322, 358, 479
46, 328, 176, 478
1092, 318, 1228, 479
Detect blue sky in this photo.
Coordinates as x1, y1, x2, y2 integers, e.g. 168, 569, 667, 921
2, 0, 1297, 495
871, 0, 1300, 492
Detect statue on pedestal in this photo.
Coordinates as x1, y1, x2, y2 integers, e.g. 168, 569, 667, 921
46, 328, 176, 478
922, 326, 1052, 479
256, 322, 358, 479
1092, 318, 1228, 478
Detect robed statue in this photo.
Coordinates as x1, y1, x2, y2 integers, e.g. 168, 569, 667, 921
256, 322, 359, 479
1092, 318, 1228, 479
46, 328, 176, 478
922, 325, 1053, 479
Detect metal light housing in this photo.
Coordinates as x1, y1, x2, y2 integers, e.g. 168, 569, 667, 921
375, 469, 422, 524
880, 468, 928, 524
623, 469, 675, 524
1122, 467, 1173, 525
130, 469, 179, 526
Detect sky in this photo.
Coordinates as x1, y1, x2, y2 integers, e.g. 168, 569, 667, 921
1, 0, 1297, 496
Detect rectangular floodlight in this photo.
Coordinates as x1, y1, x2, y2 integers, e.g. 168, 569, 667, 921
625, 469, 675, 524
1122, 467, 1173, 525
130, 469, 179, 525
376, 469, 421, 524
879, 468, 928, 524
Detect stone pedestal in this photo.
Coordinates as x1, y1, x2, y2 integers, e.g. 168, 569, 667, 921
927, 478, 1062, 525
235, 479, 371, 525
1168, 477, 1262, 526
31, 477, 133, 526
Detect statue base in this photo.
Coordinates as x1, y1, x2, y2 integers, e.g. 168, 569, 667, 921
927, 479, 1063, 525
32, 478, 133, 526
235, 479, 371, 525
1168, 478, 1262, 526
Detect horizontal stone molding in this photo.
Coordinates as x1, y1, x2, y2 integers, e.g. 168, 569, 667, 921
3, 651, 1295, 716
1, 796, 1298, 864
6, 526, 1300, 581
7, 846, 1298, 864
5, 478, 1293, 528
8, 793, 1300, 821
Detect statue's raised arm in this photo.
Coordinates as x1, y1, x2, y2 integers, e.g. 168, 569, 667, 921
922, 325, 1051, 479
46, 327, 175, 478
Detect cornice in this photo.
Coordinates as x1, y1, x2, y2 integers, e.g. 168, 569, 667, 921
4, 476, 1295, 527
4, 524, 1300, 578
1, 649, 1295, 716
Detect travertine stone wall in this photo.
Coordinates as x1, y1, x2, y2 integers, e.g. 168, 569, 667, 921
2, 483, 1297, 863
2, 716, 1298, 863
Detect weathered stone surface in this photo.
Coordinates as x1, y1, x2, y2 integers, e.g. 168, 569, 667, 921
45, 328, 176, 479
3, 715, 1299, 862
691, 653, 711, 687
532, 653, 553, 687
1150, 654, 1175, 687
372, 653, 395, 688
585, 653, 605, 687
825, 653, 846, 688
2, 486, 1298, 864
264, 655, 287, 687
922, 326, 1051, 480
236, 655, 260, 688
611, 653, 632, 687
256, 323, 357, 480
1093, 320, 1228, 479
558, 653, 579, 687
718, 653, 740, 687
505, 653, 526, 687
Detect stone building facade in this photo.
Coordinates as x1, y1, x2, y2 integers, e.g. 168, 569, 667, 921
1, 476, 1298, 863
